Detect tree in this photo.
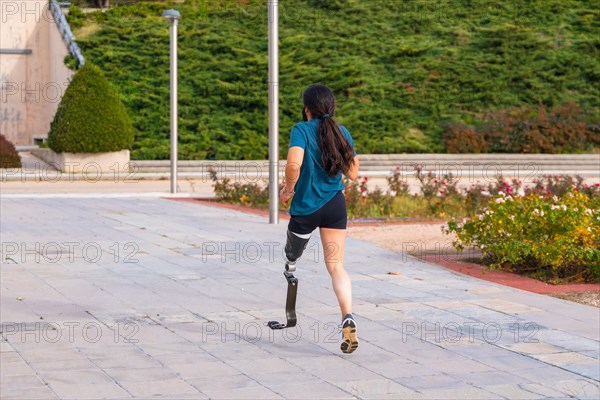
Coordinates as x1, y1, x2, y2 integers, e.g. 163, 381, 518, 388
48, 63, 135, 153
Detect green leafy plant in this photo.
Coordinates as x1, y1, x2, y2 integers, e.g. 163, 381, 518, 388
48, 63, 135, 153
0, 135, 21, 168
446, 191, 600, 283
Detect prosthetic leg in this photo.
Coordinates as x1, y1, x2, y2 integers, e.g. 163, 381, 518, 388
267, 230, 310, 330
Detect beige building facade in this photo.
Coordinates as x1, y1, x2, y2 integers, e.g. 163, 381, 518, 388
1, 0, 74, 146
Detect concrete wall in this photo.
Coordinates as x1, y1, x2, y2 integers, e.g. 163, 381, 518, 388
1, 0, 74, 146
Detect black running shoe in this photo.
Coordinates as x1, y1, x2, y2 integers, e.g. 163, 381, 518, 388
340, 316, 358, 354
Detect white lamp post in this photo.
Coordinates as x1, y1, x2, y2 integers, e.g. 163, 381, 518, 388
268, 0, 279, 223
162, 9, 181, 194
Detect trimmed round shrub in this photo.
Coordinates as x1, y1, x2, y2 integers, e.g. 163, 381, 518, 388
0, 134, 22, 168
48, 63, 135, 153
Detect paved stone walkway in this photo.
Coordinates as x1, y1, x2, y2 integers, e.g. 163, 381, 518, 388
1, 197, 599, 399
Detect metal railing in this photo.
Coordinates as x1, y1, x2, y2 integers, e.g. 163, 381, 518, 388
49, 0, 85, 67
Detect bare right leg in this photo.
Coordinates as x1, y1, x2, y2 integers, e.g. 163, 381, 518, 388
319, 227, 352, 318
320, 227, 357, 353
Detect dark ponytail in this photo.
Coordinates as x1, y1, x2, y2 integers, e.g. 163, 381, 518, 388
302, 84, 355, 176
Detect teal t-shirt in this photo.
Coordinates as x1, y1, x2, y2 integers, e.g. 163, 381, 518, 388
288, 119, 356, 216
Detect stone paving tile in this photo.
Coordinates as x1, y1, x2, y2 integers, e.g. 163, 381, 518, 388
535, 379, 600, 399
251, 370, 325, 389
442, 341, 517, 360
532, 329, 600, 351
312, 365, 384, 383
134, 341, 203, 358
504, 341, 569, 354
428, 356, 497, 375
0, 385, 59, 400
0, 360, 36, 377
334, 378, 418, 398
267, 381, 357, 400
202, 385, 284, 400
102, 366, 180, 383
0, 340, 16, 352
449, 369, 537, 388
46, 382, 130, 400
559, 363, 600, 381
483, 383, 549, 399
533, 351, 598, 365
151, 350, 215, 365
514, 365, 596, 383
40, 369, 115, 385
285, 355, 358, 371
0, 374, 47, 389
579, 348, 600, 359
118, 378, 201, 398
28, 358, 100, 373
519, 381, 591, 398
362, 361, 439, 380
474, 354, 551, 372
233, 357, 304, 376
75, 344, 143, 358
90, 354, 163, 370
167, 360, 241, 380
188, 374, 264, 392
204, 342, 283, 361
415, 386, 505, 399
8, 346, 88, 365
396, 373, 472, 392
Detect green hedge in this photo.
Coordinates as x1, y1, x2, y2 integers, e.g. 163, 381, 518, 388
0, 135, 21, 168
68, 0, 600, 159
48, 63, 135, 153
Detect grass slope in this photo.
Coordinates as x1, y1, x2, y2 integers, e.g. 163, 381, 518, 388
68, 0, 600, 159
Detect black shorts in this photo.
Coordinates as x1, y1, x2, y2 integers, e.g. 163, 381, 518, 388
288, 191, 347, 235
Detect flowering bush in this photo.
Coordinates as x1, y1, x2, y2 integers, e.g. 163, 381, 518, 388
344, 176, 393, 218
387, 167, 410, 196
463, 177, 523, 216
526, 175, 599, 198
209, 169, 269, 208
413, 163, 462, 217
446, 190, 600, 283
